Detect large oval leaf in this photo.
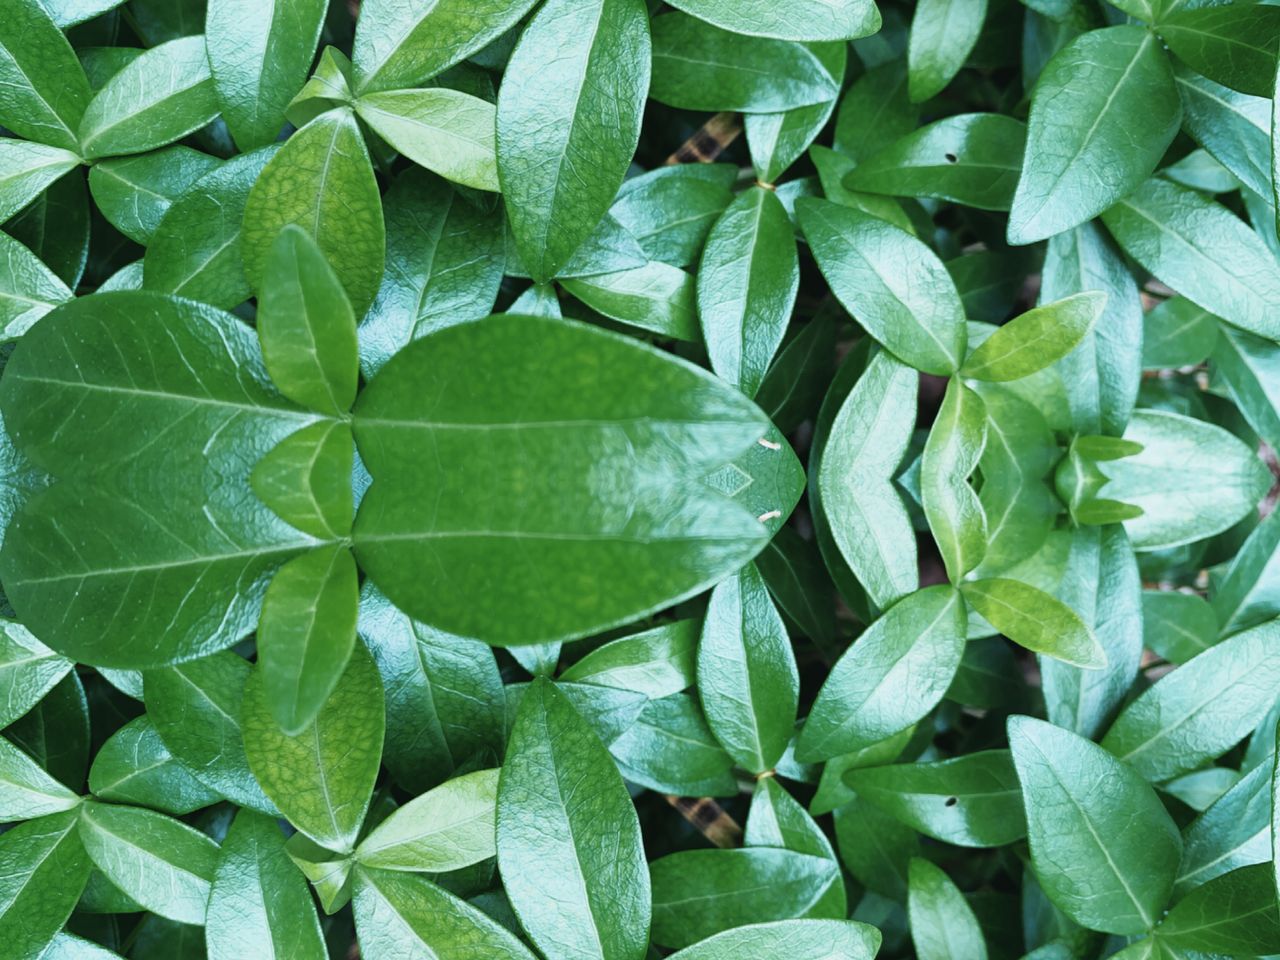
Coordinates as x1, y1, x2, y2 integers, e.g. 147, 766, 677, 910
663, 0, 879, 41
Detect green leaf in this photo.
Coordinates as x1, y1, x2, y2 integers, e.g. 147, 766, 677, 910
651, 848, 840, 949
87, 146, 221, 245
559, 619, 698, 698
1101, 177, 1280, 341
1175, 70, 1271, 200
1142, 297, 1219, 370
242, 108, 385, 318
0, 620, 72, 728
0, 0, 91, 151
650, 13, 839, 113
242, 639, 384, 852
144, 651, 279, 814
1009, 715, 1181, 935
206, 809, 327, 960
351, 314, 770, 645
908, 858, 988, 960
922, 378, 987, 581
745, 43, 846, 184
1177, 760, 1272, 895
0, 141, 80, 227
1159, 5, 1280, 98
206, 0, 327, 150
1155, 863, 1280, 955
796, 585, 965, 762
665, 919, 881, 960
257, 224, 358, 414
497, 678, 650, 960
287, 45, 354, 127
257, 546, 359, 735
609, 164, 736, 268
1143, 590, 1217, 664
78, 801, 219, 924
351, 0, 540, 94
352, 867, 538, 960
833, 795, 920, 899
844, 750, 1026, 848
1101, 618, 1280, 781
1100, 409, 1271, 550
357, 89, 499, 192
907, 0, 988, 102
0, 292, 313, 667
497, 0, 650, 282
834, 59, 919, 164
844, 113, 1024, 211
697, 562, 799, 773
251, 420, 354, 540
698, 186, 798, 398
1212, 324, 1280, 451
1212, 506, 1280, 637
87, 716, 219, 815
798, 198, 966, 375
817, 348, 918, 607
608, 693, 738, 797
662, 0, 879, 41
961, 579, 1105, 669
745, 778, 845, 919
1009, 26, 1180, 245
560, 262, 699, 341
357, 768, 497, 872
961, 293, 1104, 382
142, 146, 278, 310
0, 232, 72, 341
78, 36, 218, 159
0, 810, 90, 958
357, 583, 505, 794
0, 734, 80, 822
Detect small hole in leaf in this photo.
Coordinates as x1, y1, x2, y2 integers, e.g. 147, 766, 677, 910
944, 796, 958, 807
944, 153, 958, 163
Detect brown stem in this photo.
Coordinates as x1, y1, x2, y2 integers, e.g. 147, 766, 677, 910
664, 795, 744, 848
664, 112, 743, 166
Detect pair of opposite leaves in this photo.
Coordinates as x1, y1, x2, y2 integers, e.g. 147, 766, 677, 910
0, 226, 796, 729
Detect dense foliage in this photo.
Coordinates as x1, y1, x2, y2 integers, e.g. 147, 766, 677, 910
0, 0, 1278, 958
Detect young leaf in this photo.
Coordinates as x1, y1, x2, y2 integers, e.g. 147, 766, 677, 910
497, 0, 650, 282
0, 0, 91, 151
257, 224, 358, 414
87, 716, 219, 815
257, 546, 360, 735
662, 0, 879, 41
144, 652, 279, 814
250, 421, 354, 540
352, 867, 538, 960
697, 562, 799, 774
356, 768, 497, 872
698, 186, 799, 398
242, 640, 385, 852
351, 314, 770, 646
650, 848, 839, 949
665, 919, 881, 960
921, 378, 988, 581
798, 198, 966, 375
242, 108, 385, 318
907, 0, 987, 103
961, 293, 1105, 382
844, 750, 1027, 848
844, 114, 1025, 211
1008, 26, 1180, 245
1159, 5, 1280, 98
205, 0, 327, 150
1101, 177, 1280, 341
0, 810, 91, 958
796, 585, 966, 763
497, 678, 650, 960
962, 579, 1105, 669
351, 0, 540, 94
650, 13, 839, 113
1101, 618, 1280, 782
77, 36, 219, 159
1009, 715, 1182, 935
356, 89, 499, 192
0, 735, 80, 822
78, 801, 220, 924
143, 145, 279, 310
908, 859, 988, 960
1155, 863, 1280, 955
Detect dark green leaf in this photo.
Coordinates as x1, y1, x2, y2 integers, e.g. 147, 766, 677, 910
662, 0, 880, 41
0, 734, 80, 822
1159, 5, 1280, 98
87, 716, 219, 814
0, 810, 90, 957
1155, 863, 1280, 955
0, 0, 91, 151
907, 0, 987, 102
908, 858, 988, 960
1142, 590, 1217, 664
665, 919, 880, 960
610, 164, 736, 268
1141, 297, 1219, 370
87, 146, 221, 245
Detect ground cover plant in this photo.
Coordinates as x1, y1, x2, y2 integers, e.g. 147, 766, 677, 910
0, 0, 1278, 957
